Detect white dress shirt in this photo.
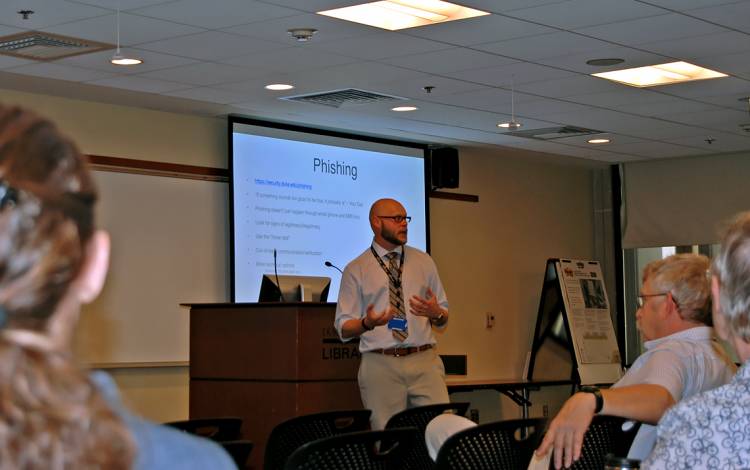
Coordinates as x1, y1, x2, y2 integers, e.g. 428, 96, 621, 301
335, 240, 449, 352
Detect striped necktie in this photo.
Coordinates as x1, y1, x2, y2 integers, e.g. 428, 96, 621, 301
386, 252, 408, 342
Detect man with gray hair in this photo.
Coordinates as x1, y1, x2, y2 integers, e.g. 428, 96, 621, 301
537, 253, 735, 469
644, 213, 750, 468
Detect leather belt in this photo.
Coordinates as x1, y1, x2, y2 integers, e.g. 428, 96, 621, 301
368, 344, 433, 357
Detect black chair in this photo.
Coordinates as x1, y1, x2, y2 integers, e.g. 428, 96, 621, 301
264, 409, 372, 470
434, 417, 547, 470
284, 428, 420, 470
219, 440, 254, 469
385, 402, 470, 470
550, 416, 642, 470
165, 417, 243, 442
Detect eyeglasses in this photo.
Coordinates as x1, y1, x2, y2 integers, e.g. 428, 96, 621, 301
377, 215, 411, 224
636, 293, 669, 308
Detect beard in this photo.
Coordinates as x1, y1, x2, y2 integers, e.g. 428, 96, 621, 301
381, 225, 406, 246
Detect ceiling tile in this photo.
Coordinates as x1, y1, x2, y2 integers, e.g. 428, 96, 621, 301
5, 62, 116, 82
657, 76, 750, 99
0, 1, 108, 29
0, 55, 34, 69
220, 46, 355, 73
374, 74, 487, 100
576, 13, 725, 46
507, 0, 666, 30
665, 131, 750, 153
379, 47, 517, 74
60, 48, 197, 74
223, 13, 373, 44
643, 0, 742, 10
444, 62, 577, 87
138, 31, 287, 61
268, 61, 427, 92
474, 31, 613, 62
516, 75, 623, 98
602, 140, 707, 158
537, 44, 667, 73
694, 51, 750, 80
638, 31, 750, 60
656, 108, 749, 130
254, 0, 358, 12
161, 86, 253, 104
86, 75, 190, 93
67, 0, 175, 10
306, 32, 447, 60
46, 11, 203, 45
457, 0, 570, 13
139, 62, 266, 86
133, 0, 299, 29
402, 14, 554, 46
688, 2, 750, 33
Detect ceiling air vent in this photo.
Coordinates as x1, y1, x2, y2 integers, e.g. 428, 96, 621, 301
506, 125, 604, 140
281, 88, 406, 108
0, 31, 113, 61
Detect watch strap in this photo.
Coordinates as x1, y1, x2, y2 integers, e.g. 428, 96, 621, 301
580, 386, 604, 414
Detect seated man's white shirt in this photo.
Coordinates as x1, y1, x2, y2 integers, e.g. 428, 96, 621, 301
425, 414, 477, 461
613, 326, 735, 460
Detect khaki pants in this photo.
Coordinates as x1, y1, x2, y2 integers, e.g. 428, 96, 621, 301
358, 347, 449, 430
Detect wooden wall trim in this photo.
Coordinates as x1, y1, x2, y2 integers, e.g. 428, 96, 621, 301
87, 155, 228, 182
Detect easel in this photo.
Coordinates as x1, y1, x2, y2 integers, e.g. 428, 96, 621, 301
527, 258, 622, 387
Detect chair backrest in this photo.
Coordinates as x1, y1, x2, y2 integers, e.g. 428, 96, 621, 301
434, 417, 547, 470
165, 417, 243, 442
284, 428, 419, 470
220, 440, 254, 469
551, 416, 642, 470
264, 409, 372, 470
384, 402, 470, 470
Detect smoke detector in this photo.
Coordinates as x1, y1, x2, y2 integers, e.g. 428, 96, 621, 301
287, 28, 317, 42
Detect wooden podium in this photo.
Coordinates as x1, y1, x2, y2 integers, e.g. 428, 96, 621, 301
185, 303, 363, 469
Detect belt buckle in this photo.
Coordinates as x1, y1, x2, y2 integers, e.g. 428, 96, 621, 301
393, 347, 405, 357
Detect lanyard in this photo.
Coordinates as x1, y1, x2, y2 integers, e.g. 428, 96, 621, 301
370, 246, 404, 288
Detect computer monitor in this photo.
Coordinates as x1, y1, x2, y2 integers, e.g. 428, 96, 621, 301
258, 274, 331, 303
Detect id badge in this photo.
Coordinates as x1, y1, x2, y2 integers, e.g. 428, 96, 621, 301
388, 317, 407, 331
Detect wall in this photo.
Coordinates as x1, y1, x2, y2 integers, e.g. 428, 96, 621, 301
431, 146, 595, 421
0, 89, 595, 423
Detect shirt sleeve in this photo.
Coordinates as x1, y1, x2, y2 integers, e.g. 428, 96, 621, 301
619, 350, 686, 402
426, 255, 449, 311
334, 265, 362, 342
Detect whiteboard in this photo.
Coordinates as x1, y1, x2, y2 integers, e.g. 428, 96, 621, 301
72, 170, 229, 365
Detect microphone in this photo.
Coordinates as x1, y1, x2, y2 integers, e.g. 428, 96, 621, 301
274, 249, 286, 302
324, 261, 344, 274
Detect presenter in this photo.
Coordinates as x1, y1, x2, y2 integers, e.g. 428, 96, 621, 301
335, 198, 450, 430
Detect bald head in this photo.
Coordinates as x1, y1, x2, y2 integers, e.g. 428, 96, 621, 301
369, 198, 408, 249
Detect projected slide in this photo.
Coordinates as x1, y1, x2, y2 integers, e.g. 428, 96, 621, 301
232, 131, 427, 302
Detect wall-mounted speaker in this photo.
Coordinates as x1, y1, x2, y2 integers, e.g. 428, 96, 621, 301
430, 147, 459, 189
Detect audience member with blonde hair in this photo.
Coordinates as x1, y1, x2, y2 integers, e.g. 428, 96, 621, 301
645, 213, 750, 468
0, 105, 235, 469
537, 253, 735, 469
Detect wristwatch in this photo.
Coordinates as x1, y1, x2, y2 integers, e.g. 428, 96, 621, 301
579, 386, 604, 414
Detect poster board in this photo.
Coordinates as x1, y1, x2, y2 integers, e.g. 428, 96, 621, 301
527, 258, 622, 385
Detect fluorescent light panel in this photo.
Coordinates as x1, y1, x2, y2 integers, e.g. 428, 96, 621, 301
592, 61, 727, 87
318, 0, 489, 31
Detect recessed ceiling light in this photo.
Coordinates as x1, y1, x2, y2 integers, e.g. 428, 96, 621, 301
586, 58, 624, 67
497, 121, 521, 130
588, 138, 610, 144
592, 61, 727, 87
111, 53, 142, 66
391, 106, 418, 111
317, 1, 489, 31
265, 84, 295, 91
